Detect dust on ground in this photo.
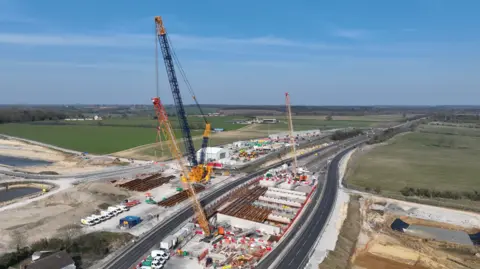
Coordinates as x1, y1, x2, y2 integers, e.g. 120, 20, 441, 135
350, 197, 480, 269
0, 181, 131, 253
0, 138, 116, 174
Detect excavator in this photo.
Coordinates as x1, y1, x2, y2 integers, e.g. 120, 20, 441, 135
154, 16, 213, 184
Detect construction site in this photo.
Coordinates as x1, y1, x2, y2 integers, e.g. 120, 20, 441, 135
128, 16, 327, 269
132, 159, 321, 269
350, 196, 480, 269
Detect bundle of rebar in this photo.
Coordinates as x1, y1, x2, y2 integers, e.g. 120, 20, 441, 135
158, 184, 206, 207
118, 174, 175, 192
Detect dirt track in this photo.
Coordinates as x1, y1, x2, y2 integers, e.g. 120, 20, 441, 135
0, 138, 111, 174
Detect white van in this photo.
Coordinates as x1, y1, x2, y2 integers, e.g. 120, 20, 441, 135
101, 210, 114, 219
91, 214, 102, 224
80, 217, 94, 226
108, 206, 122, 215
151, 250, 169, 260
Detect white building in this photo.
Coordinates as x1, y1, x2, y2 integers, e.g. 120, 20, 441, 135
233, 141, 248, 148
196, 147, 230, 162
255, 117, 278, 124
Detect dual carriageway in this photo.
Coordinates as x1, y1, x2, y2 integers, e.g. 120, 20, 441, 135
100, 135, 368, 269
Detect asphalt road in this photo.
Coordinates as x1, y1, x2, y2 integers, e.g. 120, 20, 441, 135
255, 139, 365, 269
275, 146, 350, 269
101, 140, 346, 269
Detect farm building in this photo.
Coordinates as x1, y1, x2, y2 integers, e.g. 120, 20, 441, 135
196, 147, 230, 162
255, 117, 278, 124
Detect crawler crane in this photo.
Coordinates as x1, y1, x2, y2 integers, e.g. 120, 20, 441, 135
152, 16, 211, 236
154, 16, 212, 183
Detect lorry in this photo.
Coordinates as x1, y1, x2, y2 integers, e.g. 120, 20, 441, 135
172, 229, 188, 244
159, 235, 176, 250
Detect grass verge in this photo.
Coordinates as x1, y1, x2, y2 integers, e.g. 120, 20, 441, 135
318, 195, 361, 269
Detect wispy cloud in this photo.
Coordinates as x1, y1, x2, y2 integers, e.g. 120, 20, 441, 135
0, 32, 349, 51
331, 28, 370, 40
169, 34, 347, 50
0, 31, 473, 61
0, 59, 147, 70
0, 33, 150, 47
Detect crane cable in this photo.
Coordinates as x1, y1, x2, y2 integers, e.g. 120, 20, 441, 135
166, 35, 208, 124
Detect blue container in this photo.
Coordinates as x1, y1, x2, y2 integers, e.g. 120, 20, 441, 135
120, 216, 142, 228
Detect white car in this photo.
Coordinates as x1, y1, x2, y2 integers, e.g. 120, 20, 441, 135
151, 250, 169, 260
152, 258, 165, 268
151, 263, 163, 269
153, 257, 166, 265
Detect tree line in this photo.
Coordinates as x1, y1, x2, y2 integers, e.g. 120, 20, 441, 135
0, 108, 72, 124
400, 187, 480, 201
28, 118, 208, 130
367, 117, 427, 144
331, 129, 364, 141
431, 113, 480, 123
0, 228, 132, 269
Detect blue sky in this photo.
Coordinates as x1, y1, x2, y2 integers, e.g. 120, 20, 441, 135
0, 0, 479, 105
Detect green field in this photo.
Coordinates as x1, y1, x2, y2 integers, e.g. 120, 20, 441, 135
418, 124, 480, 137
0, 114, 401, 155
39, 116, 249, 131
253, 119, 380, 131
347, 124, 480, 209
272, 114, 407, 122
0, 123, 202, 154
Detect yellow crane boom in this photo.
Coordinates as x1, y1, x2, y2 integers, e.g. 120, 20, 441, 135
285, 92, 298, 178
152, 97, 211, 236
